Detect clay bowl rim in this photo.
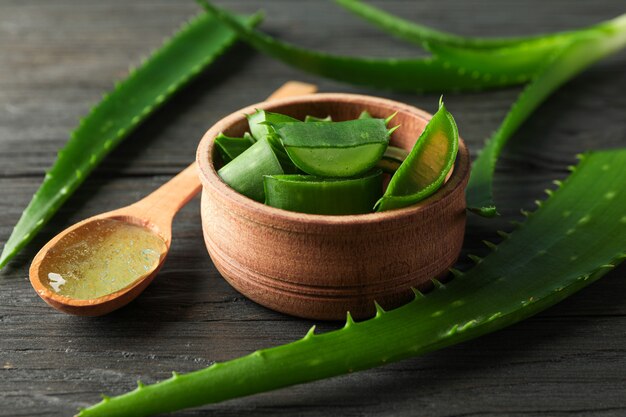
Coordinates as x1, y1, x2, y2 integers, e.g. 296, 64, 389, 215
196, 93, 470, 227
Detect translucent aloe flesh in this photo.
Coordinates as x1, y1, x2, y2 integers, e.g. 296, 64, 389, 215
0, 12, 262, 269
377, 100, 458, 211
274, 119, 390, 177
264, 170, 383, 215
78, 149, 626, 417
199, 1, 625, 93
467, 26, 626, 216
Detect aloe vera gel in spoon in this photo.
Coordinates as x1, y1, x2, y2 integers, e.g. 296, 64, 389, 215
38, 218, 167, 300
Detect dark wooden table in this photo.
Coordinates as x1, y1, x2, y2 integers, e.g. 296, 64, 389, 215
1, 1, 625, 416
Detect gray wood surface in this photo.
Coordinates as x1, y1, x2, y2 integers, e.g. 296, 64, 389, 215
1, 1, 625, 416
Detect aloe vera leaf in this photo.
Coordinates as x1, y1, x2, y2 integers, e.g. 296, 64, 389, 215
214, 132, 256, 163
247, 109, 300, 172
78, 149, 626, 417
377, 100, 458, 211
273, 118, 391, 177
334, 0, 614, 50
0, 12, 263, 270
264, 170, 383, 215
467, 25, 626, 216
358, 110, 372, 119
218, 137, 284, 202
198, 1, 610, 92
247, 110, 300, 141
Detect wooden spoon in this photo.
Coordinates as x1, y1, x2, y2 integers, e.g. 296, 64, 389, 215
29, 81, 318, 316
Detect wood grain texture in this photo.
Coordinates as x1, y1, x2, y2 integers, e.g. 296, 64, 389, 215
0, 0, 625, 416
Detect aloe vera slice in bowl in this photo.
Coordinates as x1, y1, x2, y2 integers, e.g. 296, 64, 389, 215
246, 110, 300, 172
214, 132, 255, 163
264, 169, 383, 215
377, 99, 458, 211
218, 137, 283, 202
273, 118, 392, 177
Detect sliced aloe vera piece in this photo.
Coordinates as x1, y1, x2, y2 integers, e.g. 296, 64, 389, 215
247, 110, 300, 141
377, 100, 458, 211
217, 137, 283, 202
214, 132, 255, 163
273, 118, 391, 177
246, 110, 300, 172
358, 110, 373, 119
264, 170, 383, 215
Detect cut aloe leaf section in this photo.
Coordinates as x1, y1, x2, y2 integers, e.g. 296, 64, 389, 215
246, 109, 300, 172
214, 132, 255, 163
218, 137, 283, 202
247, 110, 299, 141
377, 100, 458, 211
264, 169, 383, 215
273, 118, 391, 177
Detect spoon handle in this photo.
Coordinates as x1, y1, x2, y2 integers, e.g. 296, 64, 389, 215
130, 163, 201, 237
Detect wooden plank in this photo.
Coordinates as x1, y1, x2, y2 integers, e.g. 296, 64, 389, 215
1, 1, 625, 416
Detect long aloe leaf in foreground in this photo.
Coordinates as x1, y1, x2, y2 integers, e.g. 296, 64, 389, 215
0, 13, 262, 269
467, 25, 626, 216
79, 149, 626, 417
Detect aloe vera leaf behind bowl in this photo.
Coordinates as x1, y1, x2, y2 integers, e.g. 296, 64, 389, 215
467, 27, 626, 217
334, 0, 593, 50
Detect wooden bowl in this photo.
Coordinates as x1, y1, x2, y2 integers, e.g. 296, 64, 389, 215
196, 93, 470, 320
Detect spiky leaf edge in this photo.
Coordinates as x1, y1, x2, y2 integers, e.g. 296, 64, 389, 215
467, 24, 626, 215
0, 12, 263, 269
78, 148, 626, 417
334, 0, 622, 50
197, 1, 624, 94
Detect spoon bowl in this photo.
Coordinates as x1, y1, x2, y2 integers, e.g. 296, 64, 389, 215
29, 164, 198, 316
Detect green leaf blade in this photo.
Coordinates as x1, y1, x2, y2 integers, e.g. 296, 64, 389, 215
198, 1, 563, 93
0, 12, 263, 269
377, 101, 458, 211
467, 27, 626, 214
334, 0, 582, 50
